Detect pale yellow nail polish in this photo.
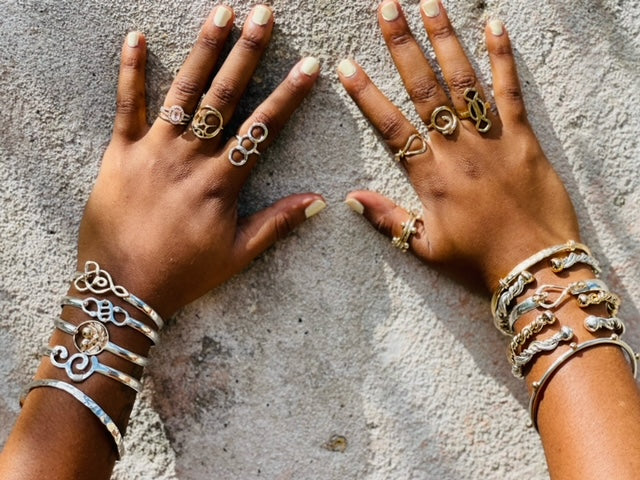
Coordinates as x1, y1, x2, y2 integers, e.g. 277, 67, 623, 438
252, 5, 272, 26
214, 7, 232, 28
127, 31, 139, 48
381, 1, 399, 21
305, 199, 327, 219
345, 198, 364, 215
422, 0, 440, 18
489, 19, 504, 36
338, 59, 357, 78
300, 57, 320, 76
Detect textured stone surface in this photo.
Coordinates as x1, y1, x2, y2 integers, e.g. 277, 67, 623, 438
1, 0, 639, 479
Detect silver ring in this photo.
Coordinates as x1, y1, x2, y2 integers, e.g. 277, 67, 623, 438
191, 105, 224, 139
228, 122, 269, 167
159, 105, 192, 125
394, 133, 428, 162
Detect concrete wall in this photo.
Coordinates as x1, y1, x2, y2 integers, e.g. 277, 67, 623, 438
1, 0, 639, 478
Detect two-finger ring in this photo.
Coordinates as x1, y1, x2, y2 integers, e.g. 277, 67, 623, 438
228, 122, 269, 167
159, 105, 192, 126
391, 210, 421, 252
427, 106, 459, 136
457, 88, 492, 133
191, 105, 224, 139
394, 133, 428, 162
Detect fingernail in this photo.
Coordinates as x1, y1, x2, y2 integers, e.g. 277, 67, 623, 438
214, 6, 232, 28
381, 1, 399, 22
345, 198, 364, 215
422, 0, 440, 18
300, 57, 320, 76
338, 59, 357, 78
252, 5, 272, 26
127, 31, 139, 48
305, 199, 327, 219
489, 19, 504, 36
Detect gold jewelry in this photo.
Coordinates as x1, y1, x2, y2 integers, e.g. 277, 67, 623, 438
391, 210, 421, 252
394, 133, 427, 162
457, 88, 492, 133
427, 106, 458, 135
191, 105, 224, 139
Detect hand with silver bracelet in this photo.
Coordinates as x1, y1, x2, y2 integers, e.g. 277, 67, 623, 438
339, 1, 640, 479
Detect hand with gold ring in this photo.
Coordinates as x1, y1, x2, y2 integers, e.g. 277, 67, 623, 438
77, 5, 326, 319
339, 0, 580, 292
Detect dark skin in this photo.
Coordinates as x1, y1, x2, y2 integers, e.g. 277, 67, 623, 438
1, 1, 639, 479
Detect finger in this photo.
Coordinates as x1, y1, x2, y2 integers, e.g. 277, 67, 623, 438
485, 20, 528, 127
113, 31, 148, 143
337, 59, 432, 175
345, 191, 429, 258
154, 5, 234, 135
233, 194, 326, 268
420, 1, 491, 119
185, 5, 274, 148
214, 57, 321, 190
378, 0, 450, 125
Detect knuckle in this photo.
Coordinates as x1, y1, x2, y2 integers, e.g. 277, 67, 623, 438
209, 79, 239, 105
408, 77, 441, 105
251, 110, 277, 130
121, 53, 144, 70
238, 30, 267, 53
273, 212, 295, 241
388, 31, 413, 48
498, 86, 523, 103
490, 42, 513, 59
373, 211, 395, 237
115, 95, 140, 115
377, 113, 406, 143
172, 76, 202, 103
196, 30, 222, 53
448, 71, 476, 94
429, 23, 455, 42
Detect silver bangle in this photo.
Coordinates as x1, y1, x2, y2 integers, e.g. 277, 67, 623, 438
550, 252, 601, 275
528, 334, 639, 431
20, 379, 125, 458
533, 279, 609, 310
511, 326, 574, 378
73, 261, 164, 330
53, 318, 149, 367
584, 315, 625, 334
494, 271, 535, 334
507, 293, 547, 333
61, 296, 159, 345
491, 241, 590, 320
576, 290, 621, 317
41, 345, 143, 393
508, 311, 557, 363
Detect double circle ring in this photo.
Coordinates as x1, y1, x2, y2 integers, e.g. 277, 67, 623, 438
191, 105, 224, 140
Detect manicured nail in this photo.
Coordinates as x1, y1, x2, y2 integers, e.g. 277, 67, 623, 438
305, 199, 327, 219
252, 5, 272, 26
489, 19, 504, 36
338, 59, 357, 78
345, 198, 364, 215
422, 0, 440, 18
300, 57, 320, 76
381, 1, 399, 22
127, 31, 139, 48
214, 6, 232, 28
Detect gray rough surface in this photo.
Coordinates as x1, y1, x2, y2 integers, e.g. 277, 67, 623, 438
1, 0, 639, 479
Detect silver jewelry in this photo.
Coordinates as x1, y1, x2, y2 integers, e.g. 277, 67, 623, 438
394, 133, 428, 162
495, 271, 535, 333
228, 122, 269, 166
508, 311, 557, 363
41, 345, 143, 393
491, 241, 590, 325
62, 296, 159, 345
54, 318, 149, 367
73, 261, 164, 330
511, 326, 574, 378
20, 379, 125, 458
391, 210, 421, 252
550, 252, 601, 275
576, 290, 621, 316
584, 315, 625, 334
507, 293, 547, 333
159, 105, 192, 126
533, 279, 609, 310
427, 106, 458, 135
191, 105, 224, 139
528, 334, 639, 431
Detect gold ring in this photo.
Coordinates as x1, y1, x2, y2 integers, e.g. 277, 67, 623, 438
391, 210, 421, 252
457, 88, 492, 133
191, 105, 224, 139
394, 133, 428, 162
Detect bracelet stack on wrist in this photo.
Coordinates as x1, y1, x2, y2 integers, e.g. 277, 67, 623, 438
20, 261, 163, 459
490, 241, 639, 431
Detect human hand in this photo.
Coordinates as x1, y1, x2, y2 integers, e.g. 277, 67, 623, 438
340, 0, 579, 291
77, 5, 325, 317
